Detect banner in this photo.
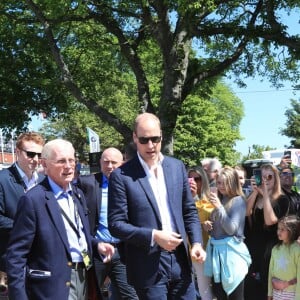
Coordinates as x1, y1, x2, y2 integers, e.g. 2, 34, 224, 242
86, 127, 100, 153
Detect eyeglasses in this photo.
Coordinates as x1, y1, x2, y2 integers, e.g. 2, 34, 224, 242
20, 148, 42, 159
281, 172, 294, 177
137, 136, 161, 144
50, 158, 76, 166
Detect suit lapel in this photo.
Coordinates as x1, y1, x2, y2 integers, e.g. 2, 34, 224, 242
45, 190, 70, 252
94, 173, 103, 220
162, 158, 180, 232
133, 158, 162, 225
8, 164, 27, 192
162, 158, 174, 207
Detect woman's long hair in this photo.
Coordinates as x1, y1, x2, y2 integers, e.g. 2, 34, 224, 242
218, 166, 244, 199
188, 165, 210, 200
217, 166, 245, 211
260, 164, 282, 201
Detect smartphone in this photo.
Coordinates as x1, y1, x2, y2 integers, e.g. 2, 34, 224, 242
253, 169, 262, 186
188, 178, 194, 184
284, 150, 291, 159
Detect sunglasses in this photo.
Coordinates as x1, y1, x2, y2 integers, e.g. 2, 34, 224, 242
281, 172, 294, 177
263, 174, 273, 181
137, 136, 161, 144
21, 148, 42, 159
193, 177, 202, 182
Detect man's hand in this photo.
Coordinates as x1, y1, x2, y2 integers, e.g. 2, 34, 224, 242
153, 230, 183, 252
279, 155, 292, 169
97, 242, 115, 263
190, 243, 206, 263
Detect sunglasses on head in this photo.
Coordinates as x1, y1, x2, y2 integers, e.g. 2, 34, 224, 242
137, 136, 161, 144
21, 148, 42, 159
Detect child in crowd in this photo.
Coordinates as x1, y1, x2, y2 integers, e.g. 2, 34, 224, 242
268, 215, 300, 300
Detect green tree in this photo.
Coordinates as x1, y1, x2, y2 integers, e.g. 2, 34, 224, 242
39, 80, 243, 164
1, 1, 300, 153
241, 144, 274, 161
281, 99, 300, 148
175, 81, 243, 166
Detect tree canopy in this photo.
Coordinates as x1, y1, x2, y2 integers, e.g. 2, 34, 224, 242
281, 98, 300, 148
1, 0, 300, 154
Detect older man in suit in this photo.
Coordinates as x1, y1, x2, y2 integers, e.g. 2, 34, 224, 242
108, 113, 206, 300
6, 139, 114, 300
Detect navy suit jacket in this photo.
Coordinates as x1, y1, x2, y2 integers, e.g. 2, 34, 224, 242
0, 163, 44, 270
6, 177, 94, 300
108, 155, 202, 288
77, 173, 103, 236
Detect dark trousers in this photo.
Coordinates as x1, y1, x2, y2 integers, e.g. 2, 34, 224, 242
212, 279, 244, 300
93, 247, 138, 300
134, 246, 195, 300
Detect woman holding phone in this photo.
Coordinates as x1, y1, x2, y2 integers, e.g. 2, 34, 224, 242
204, 167, 251, 300
244, 164, 290, 300
188, 166, 214, 300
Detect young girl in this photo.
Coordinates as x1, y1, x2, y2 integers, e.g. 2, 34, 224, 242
268, 215, 300, 300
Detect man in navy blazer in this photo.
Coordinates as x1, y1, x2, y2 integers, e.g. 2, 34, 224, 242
0, 132, 45, 292
77, 147, 138, 299
108, 113, 206, 299
6, 139, 114, 300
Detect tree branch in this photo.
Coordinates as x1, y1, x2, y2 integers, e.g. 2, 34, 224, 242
24, 0, 132, 140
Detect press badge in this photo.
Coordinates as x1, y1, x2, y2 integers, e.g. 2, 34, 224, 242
82, 250, 92, 270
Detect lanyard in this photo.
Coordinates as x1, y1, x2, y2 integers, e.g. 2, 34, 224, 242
59, 198, 81, 240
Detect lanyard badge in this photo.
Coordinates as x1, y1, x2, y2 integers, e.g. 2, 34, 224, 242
81, 250, 92, 270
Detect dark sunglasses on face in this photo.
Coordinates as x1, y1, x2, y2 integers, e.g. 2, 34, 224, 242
263, 174, 273, 181
21, 148, 42, 159
281, 172, 294, 177
192, 177, 202, 182
137, 136, 162, 144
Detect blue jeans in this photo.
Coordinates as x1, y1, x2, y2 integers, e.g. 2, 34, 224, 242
93, 247, 138, 300
134, 246, 195, 300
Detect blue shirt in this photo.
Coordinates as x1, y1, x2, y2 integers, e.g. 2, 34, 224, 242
95, 175, 120, 244
48, 178, 88, 262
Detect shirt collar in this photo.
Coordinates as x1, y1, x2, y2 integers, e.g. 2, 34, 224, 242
102, 174, 109, 188
137, 152, 164, 172
15, 162, 38, 183
47, 177, 72, 199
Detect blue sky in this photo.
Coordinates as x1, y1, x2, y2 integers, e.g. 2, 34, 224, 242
230, 79, 300, 156
230, 8, 300, 156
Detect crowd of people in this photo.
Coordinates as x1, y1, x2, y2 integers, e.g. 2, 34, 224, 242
0, 112, 300, 300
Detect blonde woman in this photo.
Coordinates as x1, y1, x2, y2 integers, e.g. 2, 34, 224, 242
204, 167, 251, 300
188, 166, 214, 300
245, 164, 290, 300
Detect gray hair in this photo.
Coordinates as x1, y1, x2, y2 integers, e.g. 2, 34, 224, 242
42, 139, 74, 159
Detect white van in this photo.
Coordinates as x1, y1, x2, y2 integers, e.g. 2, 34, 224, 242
262, 149, 300, 167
